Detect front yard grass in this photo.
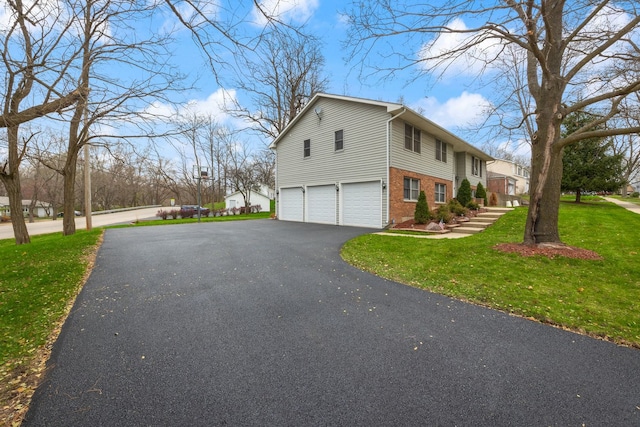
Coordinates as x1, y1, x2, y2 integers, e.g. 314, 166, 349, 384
341, 199, 640, 347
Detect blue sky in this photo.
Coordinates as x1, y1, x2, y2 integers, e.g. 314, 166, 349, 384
0, 0, 522, 160
157, 0, 504, 154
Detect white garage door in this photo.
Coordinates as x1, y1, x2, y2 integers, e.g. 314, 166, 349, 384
307, 185, 337, 224
279, 187, 304, 222
342, 181, 382, 228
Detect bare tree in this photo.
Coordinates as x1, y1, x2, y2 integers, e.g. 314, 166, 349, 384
226, 140, 260, 210
611, 95, 640, 196
228, 30, 329, 140
346, 0, 640, 245
54, 0, 186, 235
0, 0, 86, 244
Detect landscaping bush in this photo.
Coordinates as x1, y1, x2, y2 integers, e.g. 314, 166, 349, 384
632, 192, 639, 198
414, 191, 432, 224
434, 205, 452, 223
476, 182, 488, 205
489, 192, 498, 206
447, 198, 468, 216
457, 178, 472, 207
467, 200, 480, 210
156, 210, 168, 220
180, 208, 195, 218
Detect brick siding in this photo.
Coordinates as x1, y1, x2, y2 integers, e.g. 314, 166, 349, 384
389, 167, 453, 223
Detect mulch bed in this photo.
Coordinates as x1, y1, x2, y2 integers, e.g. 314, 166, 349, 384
494, 243, 603, 260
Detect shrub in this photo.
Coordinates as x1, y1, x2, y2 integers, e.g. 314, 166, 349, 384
180, 208, 195, 218
156, 210, 168, 220
632, 192, 639, 198
447, 198, 468, 216
414, 191, 432, 224
434, 205, 452, 223
489, 192, 498, 206
476, 182, 487, 205
457, 178, 472, 207
467, 200, 480, 210
168, 209, 179, 219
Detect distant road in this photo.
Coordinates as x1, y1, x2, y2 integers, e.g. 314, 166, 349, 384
0, 207, 166, 241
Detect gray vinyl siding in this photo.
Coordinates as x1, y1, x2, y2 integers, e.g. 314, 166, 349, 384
456, 153, 487, 188
389, 120, 455, 180
276, 98, 388, 186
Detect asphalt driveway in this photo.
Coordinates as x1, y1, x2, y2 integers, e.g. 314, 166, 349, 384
24, 220, 640, 426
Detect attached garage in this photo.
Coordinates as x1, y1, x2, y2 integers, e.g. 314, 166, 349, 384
279, 187, 304, 222
341, 181, 382, 228
307, 185, 337, 225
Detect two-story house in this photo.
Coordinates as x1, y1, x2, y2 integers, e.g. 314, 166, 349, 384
486, 158, 530, 195
270, 93, 493, 228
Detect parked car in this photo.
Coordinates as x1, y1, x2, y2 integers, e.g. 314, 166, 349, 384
179, 205, 210, 217
57, 210, 82, 217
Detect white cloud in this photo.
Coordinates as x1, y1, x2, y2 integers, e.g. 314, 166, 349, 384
181, 88, 237, 121
252, 0, 319, 26
497, 139, 531, 160
411, 91, 492, 129
417, 18, 505, 79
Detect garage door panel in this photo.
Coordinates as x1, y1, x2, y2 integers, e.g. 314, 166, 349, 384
307, 185, 336, 225
279, 188, 303, 222
342, 181, 382, 228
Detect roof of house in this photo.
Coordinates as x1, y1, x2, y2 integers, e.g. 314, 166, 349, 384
269, 92, 493, 160
0, 196, 52, 207
225, 188, 274, 200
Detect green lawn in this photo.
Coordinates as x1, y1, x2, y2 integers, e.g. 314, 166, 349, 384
342, 199, 640, 347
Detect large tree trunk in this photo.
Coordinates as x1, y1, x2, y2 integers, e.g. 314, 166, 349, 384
62, 152, 79, 236
523, 0, 566, 246
1, 126, 30, 244
523, 94, 565, 245
2, 173, 30, 244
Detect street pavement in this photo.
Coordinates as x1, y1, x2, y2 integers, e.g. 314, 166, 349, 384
22, 220, 640, 426
0, 207, 164, 241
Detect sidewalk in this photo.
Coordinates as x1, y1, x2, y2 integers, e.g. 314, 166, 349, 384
603, 197, 640, 214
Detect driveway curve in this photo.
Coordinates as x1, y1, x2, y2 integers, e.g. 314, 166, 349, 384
24, 220, 639, 426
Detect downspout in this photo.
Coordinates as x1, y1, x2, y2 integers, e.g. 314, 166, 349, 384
271, 145, 278, 218
386, 108, 407, 226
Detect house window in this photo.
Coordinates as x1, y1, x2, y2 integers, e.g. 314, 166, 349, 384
404, 123, 421, 153
335, 130, 343, 151
404, 177, 420, 201
435, 183, 446, 203
472, 156, 482, 176
303, 139, 310, 158
436, 140, 447, 163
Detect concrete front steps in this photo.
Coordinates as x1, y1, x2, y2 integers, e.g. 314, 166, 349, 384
450, 207, 513, 235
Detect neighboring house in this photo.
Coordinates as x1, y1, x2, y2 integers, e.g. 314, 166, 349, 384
486, 159, 530, 195
0, 196, 53, 217
269, 93, 493, 228
224, 184, 274, 212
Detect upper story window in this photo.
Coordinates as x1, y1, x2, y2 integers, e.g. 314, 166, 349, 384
404, 177, 420, 201
472, 156, 482, 176
404, 123, 421, 153
335, 130, 344, 151
303, 139, 311, 158
516, 165, 529, 178
436, 139, 447, 163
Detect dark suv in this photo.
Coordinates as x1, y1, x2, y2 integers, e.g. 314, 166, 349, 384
180, 205, 210, 218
